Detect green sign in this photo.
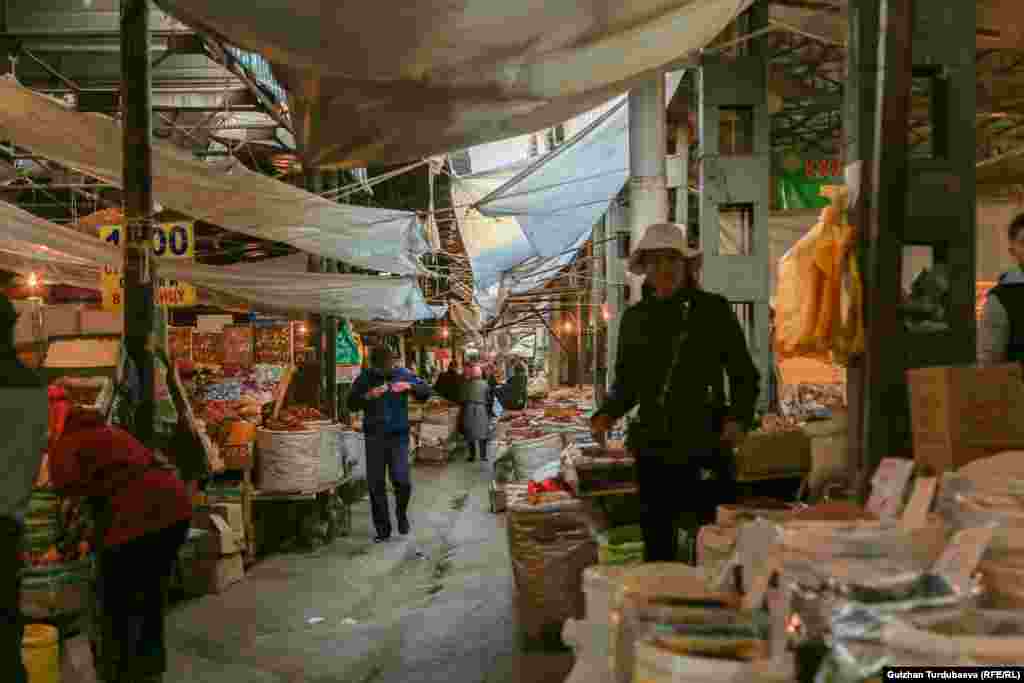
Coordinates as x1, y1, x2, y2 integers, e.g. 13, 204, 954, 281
775, 156, 843, 210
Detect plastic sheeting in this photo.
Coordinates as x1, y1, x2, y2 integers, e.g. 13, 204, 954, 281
0, 200, 435, 321
0, 77, 427, 275
154, 0, 752, 168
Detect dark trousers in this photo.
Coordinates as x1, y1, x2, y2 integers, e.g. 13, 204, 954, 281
365, 433, 412, 538
1, 517, 26, 683
97, 520, 188, 682
635, 453, 696, 562
467, 440, 488, 461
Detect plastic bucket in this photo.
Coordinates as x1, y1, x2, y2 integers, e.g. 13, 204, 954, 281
22, 623, 60, 683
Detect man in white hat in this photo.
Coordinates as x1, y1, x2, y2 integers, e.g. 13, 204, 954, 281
590, 223, 760, 562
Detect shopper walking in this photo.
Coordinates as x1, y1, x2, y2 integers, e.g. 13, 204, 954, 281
50, 408, 192, 683
0, 294, 48, 683
348, 346, 431, 542
590, 223, 760, 563
979, 213, 1024, 364
461, 365, 493, 462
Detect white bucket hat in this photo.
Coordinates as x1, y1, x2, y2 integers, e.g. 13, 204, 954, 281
627, 222, 702, 276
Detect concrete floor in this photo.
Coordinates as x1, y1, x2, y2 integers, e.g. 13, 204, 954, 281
159, 457, 574, 683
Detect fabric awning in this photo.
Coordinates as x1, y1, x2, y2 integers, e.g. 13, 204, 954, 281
0, 200, 435, 321
154, 0, 751, 168
0, 77, 427, 275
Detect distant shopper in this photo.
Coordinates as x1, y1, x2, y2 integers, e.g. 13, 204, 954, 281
348, 347, 431, 542
461, 365, 493, 462
0, 293, 47, 683
433, 362, 462, 404
51, 408, 192, 683
979, 214, 1024, 364
590, 223, 760, 562
503, 363, 529, 411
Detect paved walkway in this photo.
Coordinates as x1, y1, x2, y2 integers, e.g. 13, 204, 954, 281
143, 456, 574, 683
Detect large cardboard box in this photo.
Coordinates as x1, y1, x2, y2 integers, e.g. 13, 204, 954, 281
907, 364, 1024, 473
192, 509, 244, 555
733, 430, 811, 482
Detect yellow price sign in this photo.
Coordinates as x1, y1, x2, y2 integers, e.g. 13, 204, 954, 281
99, 223, 197, 310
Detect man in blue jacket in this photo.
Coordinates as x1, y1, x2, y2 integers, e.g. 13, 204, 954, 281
348, 346, 431, 542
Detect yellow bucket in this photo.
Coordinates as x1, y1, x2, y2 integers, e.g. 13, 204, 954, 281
22, 624, 60, 683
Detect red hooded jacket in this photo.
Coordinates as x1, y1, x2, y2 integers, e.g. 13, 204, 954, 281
49, 413, 192, 547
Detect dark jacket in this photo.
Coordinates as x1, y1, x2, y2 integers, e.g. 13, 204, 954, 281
989, 280, 1024, 363
433, 369, 462, 404
502, 369, 528, 410
595, 287, 760, 458
348, 367, 432, 436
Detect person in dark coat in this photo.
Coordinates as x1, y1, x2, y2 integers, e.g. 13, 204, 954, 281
433, 362, 462, 404
348, 346, 432, 542
0, 294, 47, 683
591, 223, 760, 563
461, 365, 493, 462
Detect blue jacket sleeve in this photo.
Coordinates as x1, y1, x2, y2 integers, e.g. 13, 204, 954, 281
595, 308, 639, 421
347, 371, 371, 413
396, 368, 432, 401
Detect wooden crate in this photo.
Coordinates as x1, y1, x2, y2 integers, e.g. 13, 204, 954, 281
907, 364, 1024, 474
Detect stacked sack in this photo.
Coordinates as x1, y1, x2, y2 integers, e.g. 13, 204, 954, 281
937, 451, 1024, 608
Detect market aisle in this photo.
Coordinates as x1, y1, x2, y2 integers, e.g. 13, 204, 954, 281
160, 454, 573, 683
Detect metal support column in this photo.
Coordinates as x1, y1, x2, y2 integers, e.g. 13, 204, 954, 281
628, 76, 669, 305
697, 1, 772, 410
593, 216, 607, 405
605, 199, 628, 387
121, 0, 156, 444
859, 0, 976, 493
845, 0, 881, 489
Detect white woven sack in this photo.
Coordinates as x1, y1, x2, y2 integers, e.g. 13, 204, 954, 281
257, 428, 320, 493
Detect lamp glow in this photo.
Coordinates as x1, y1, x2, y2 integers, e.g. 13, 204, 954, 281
27, 272, 38, 289
601, 303, 610, 322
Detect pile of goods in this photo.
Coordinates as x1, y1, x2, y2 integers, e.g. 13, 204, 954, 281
19, 492, 95, 618
561, 445, 636, 497
264, 405, 323, 432
778, 383, 845, 421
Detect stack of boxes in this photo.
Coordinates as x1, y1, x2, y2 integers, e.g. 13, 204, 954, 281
180, 502, 247, 595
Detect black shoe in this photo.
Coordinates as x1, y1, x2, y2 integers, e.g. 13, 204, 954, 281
374, 534, 391, 543
398, 518, 410, 535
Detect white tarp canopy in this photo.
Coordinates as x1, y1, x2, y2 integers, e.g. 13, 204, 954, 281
154, 0, 751, 168
454, 72, 679, 303
0, 77, 427, 276
0, 200, 436, 321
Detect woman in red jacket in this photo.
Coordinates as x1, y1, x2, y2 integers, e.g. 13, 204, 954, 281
50, 408, 192, 683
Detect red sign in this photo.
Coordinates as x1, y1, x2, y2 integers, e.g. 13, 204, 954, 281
804, 158, 843, 180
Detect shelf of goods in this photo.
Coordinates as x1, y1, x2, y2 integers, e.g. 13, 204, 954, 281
253, 324, 292, 365
191, 331, 224, 366
168, 326, 192, 362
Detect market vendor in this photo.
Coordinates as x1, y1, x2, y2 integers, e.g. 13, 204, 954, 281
0, 293, 48, 683
590, 222, 760, 563
979, 213, 1024, 365
433, 361, 463, 403
50, 408, 191, 683
348, 346, 432, 542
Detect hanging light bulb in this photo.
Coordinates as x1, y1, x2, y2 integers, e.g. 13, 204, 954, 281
601, 302, 610, 322
563, 319, 573, 333
441, 324, 450, 340
27, 272, 39, 289
297, 323, 307, 334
